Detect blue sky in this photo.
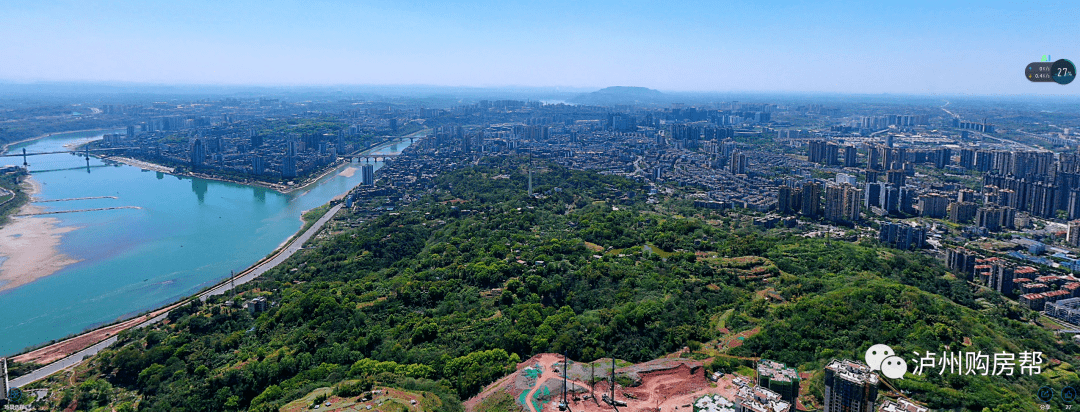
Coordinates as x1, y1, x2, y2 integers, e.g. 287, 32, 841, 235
0, 0, 1076, 95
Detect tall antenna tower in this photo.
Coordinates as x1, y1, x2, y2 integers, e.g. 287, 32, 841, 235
559, 352, 568, 411
528, 169, 533, 196
610, 357, 615, 403
602, 357, 625, 409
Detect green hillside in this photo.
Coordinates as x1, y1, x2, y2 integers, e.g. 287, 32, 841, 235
20, 157, 1080, 411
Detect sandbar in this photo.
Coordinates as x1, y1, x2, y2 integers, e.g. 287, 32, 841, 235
0, 178, 80, 292
338, 166, 358, 177
102, 155, 175, 173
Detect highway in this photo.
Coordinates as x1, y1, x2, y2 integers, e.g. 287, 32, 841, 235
8, 203, 343, 388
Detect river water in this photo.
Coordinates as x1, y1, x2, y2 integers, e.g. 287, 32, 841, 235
0, 130, 410, 356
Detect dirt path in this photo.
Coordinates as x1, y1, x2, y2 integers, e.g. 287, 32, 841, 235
13, 301, 183, 365
523, 354, 561, 412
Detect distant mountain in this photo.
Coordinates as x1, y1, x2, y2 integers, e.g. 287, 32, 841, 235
569, 86, 667, 106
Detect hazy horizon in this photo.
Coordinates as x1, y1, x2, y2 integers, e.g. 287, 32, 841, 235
4, 81, 1080, 101
1, 0, 1077, 95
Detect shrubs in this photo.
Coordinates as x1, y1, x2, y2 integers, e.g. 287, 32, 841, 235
334, 377, 374, 398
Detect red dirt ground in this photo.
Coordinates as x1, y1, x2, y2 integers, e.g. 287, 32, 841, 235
466, 353, 753, 412
717, 327, 760, 352
14, 302, 184, 365
556, 370, 744, 412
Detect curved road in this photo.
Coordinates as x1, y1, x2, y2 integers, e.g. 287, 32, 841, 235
8, 203, 343, 388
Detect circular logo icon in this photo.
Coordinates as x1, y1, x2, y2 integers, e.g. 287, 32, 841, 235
1038, 386, 1055, 403
1064, 386, 1077, 403
7, 387, 22, 403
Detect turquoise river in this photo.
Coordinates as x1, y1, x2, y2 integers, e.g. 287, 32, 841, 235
0, 130, 411, 356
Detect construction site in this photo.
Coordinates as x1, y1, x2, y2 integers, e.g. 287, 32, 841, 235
464, 353, 794, 412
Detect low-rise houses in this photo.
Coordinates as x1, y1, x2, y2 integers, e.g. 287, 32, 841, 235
1047, 297, 1080, 325
1019, 290, 1070, 310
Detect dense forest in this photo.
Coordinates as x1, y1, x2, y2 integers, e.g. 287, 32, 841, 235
20, 157, 1080, 411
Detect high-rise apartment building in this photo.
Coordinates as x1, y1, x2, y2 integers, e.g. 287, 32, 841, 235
919, 193, 950, 218
251, 155, 264, 176
801, 181, 823, 218
757, 359, 800, 404
946, 248, 977, 280
777, 185, 801, 215
362, 164, 375, 186
190, 138, 206, 167
730, 151, 746, 175
843, 145, 859, 167
823, 359, 878, 412
281, 156, 297, 179
1069, 220, 1080, 247
825, 184, 862, 224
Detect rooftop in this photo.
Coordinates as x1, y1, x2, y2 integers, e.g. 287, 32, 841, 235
825, 359, 879, 385
733, 380, 792, 412
757, 359, 799, 383
878, 398, 929, 412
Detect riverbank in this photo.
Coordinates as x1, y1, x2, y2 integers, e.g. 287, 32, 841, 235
0, 130, 418, 359
0, 169, 30, 226
0, 127, 119, 154
0, 179, 81, 292
12, 300, 185, 365
0, 129, 121, 292
90, 134, 416, 195
101, 156, 174, 173
8, 203, 344, 386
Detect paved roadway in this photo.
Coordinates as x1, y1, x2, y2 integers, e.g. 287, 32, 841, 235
200, 203, 342, 301
8, 203, 343, 388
